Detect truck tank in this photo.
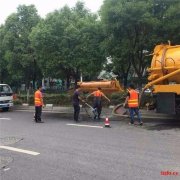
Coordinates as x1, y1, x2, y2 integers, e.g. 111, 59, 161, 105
143, 44, 180, 114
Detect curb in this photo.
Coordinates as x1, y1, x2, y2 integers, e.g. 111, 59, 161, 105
11, 106, 180, 122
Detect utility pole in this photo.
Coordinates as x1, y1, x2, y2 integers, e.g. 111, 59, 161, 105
80, 72, 83, 82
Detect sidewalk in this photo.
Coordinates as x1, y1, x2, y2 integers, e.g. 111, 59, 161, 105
12, 105, 179, 121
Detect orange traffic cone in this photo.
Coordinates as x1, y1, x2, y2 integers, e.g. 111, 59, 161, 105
104, 117, 111, 128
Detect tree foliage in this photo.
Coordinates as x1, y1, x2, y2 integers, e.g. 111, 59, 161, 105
30, 2, 105, 87
0, 1, 179, 90
2, 5, 41, 88
100, 0, 180, 86
0, 25, 8, 83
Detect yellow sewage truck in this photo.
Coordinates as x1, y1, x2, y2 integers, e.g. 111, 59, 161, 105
143, 43, 180, 114
77, 43, 180, 115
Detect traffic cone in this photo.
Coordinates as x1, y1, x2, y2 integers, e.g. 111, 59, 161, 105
104, 117, 111, 128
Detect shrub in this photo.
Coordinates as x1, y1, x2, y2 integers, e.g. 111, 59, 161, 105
16, 93, 72, 106
110, 92, 127, 105
15, 91, 153, 107
13, 99, 23, 105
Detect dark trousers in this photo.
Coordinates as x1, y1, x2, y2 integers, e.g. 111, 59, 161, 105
129, 107, 141, 124
93, 101, 102, 119
35, 106, 42, 122
73, 104, 80, 122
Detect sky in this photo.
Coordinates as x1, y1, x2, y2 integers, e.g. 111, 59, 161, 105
0, 0, 104, 25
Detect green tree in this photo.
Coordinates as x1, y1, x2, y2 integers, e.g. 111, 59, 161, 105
100, 0, 157, 86
3, 5, 41, 89
0, 25, 7, 83
152, 0, 180, 44
30, 2, 105, 88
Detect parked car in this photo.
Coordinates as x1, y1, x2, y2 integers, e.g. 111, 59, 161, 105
0, 84, 13, 111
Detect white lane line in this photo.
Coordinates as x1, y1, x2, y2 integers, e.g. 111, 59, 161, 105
0, 146, 40, 156
67, 123, 103, 129
0, 118, 11, 120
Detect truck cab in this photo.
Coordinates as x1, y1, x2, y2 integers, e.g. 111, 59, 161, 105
0, 84, 13, 111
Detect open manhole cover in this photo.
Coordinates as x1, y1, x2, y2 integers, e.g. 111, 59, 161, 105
0, 137, 23, 146
0, 156, 13, 169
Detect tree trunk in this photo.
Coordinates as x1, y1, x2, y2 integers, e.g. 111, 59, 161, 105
74, 71, 79, 87
26, 80, 30, 104
123, 74, 128, 88
130, 54, 145, 87
124, 61, 131, 88
66, 75, 70, 90
32, 58, 36, 89
0, 73, 3, 83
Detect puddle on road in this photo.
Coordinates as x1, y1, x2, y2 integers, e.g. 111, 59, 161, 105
0, 137, 23, 170
0, 137, 23, 146
0, 156, 13, 169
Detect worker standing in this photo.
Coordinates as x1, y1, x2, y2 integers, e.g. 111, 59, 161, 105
72, 85, 83, 122
123, 84, 143, 125
86, 87, 110, 120
34, 85, 44, 123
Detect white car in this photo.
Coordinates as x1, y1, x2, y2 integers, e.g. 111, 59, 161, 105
0, 84, 13, 111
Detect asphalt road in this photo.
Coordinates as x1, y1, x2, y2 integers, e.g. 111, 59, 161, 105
0, 110, 180, 180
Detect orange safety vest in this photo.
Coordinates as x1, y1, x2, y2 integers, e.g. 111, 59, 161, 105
128, 89, 139, 108
93, 90, 103, 97
34, 90, 43, 106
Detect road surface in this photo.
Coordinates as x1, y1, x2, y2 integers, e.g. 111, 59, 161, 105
0, 110, 180, 180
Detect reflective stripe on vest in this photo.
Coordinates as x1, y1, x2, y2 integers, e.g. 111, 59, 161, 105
93, 90, 102, 97
34, 90, 42, 106
128, 90, 139, 107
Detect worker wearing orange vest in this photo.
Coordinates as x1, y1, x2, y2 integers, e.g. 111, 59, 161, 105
124, 84, 143, 125
86, 87, 110, 120
34, 85, 44, 123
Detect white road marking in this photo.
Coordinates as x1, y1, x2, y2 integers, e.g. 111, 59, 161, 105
0, 146, 40, 156
0, 118, 11, 120
3, 168, 10, 171
67, 123, 103, 128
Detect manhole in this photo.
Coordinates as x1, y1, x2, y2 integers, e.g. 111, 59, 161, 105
0, 137, 23, 146
0, 156, 13, 169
